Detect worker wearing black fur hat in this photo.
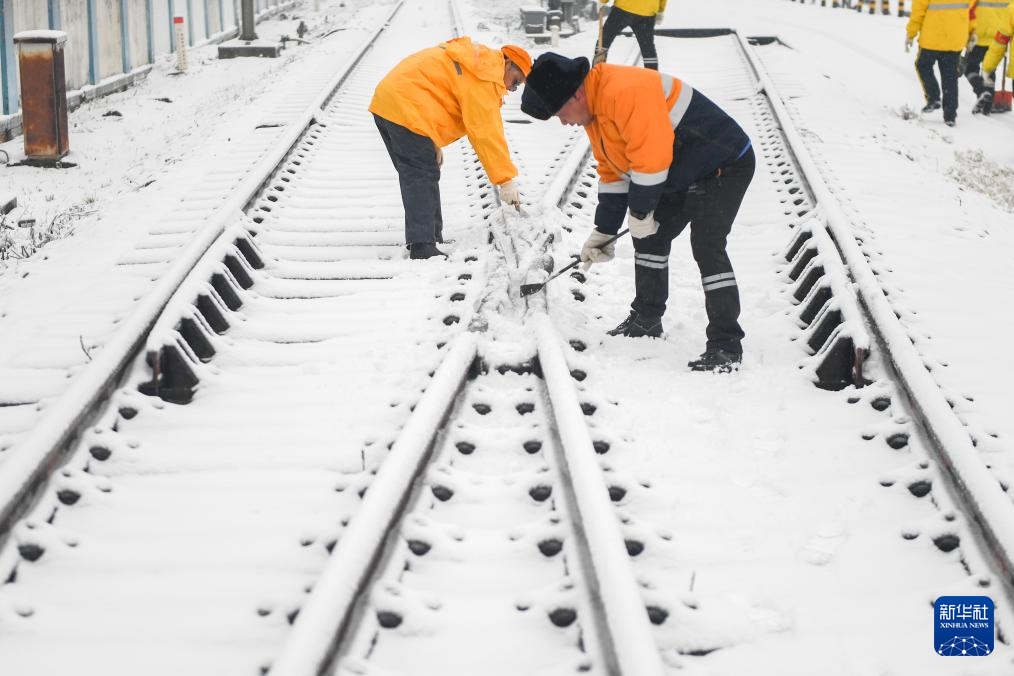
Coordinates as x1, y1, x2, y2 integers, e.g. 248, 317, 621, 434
521, 52, 754, 373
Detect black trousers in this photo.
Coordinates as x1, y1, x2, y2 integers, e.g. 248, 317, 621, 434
601, 6, 658, 70
631, 148, 755, 353
916, 48, 960, 122
964, 44, 994, 107
373, 114, 443, 245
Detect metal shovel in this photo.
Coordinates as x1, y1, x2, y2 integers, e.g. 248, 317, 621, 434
519, 229, 628, 297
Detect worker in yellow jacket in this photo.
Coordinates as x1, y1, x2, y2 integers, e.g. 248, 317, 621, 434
596, 0, 668, 70
907, 0, 976, 125
982, 2, 1014, 101
370, 39, 531, 259
964, 1, 1009, 114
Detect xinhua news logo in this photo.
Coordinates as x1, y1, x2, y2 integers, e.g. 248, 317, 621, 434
935, 596, 994, 656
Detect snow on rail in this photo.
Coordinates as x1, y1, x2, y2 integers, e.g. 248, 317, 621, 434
0, 1, 408, 548
735, 31, 1014, 599
269, 334, 477, 676
534, 315, 667, 676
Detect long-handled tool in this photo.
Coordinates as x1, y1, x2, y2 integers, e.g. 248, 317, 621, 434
520, 229, 628, 297
593, 3, 607, 65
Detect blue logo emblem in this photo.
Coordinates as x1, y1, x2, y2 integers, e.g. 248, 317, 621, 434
935, 596, 994, 656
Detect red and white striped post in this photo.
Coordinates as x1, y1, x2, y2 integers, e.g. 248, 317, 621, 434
174, 16, 188, 72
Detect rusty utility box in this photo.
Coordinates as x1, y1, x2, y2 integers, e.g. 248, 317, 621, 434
13, 31, 70, 163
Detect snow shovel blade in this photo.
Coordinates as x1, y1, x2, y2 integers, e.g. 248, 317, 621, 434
520, 282, 546, 297
520, 229, 629, 297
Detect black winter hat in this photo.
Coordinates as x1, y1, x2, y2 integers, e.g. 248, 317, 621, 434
521, 52, 590, 120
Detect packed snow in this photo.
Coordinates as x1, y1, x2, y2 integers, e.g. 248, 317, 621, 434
0, 0, 1013, 674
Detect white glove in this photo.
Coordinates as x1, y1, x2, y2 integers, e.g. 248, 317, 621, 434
655, 12, 664, 26
966, 34, 977, 53
499, 180, 521, 210
983, 69, 996, 88
593, 48, 607, 66
435, 146, 443, 168
905, 37, 913, 53
627, 210, 659, 239
580, 229, 616, 270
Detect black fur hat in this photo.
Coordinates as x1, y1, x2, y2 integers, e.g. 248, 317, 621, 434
521, 52, 590, 120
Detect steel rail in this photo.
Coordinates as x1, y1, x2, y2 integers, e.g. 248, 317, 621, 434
266, 3, 483, 674
0, 1, 407, 554
733, 29, 1014, 609
268, 333, 478, 676
499, 29, 667, 676
515, 35, 668, 676
533, 316, 668, 676
269, 8, 667, 674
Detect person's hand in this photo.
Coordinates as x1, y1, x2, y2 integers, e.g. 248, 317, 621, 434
580, 229, 616, 269
905, 37, 913, 53
435, 146, 443, 168
983, 69, 997, 89
499, 180, 521, 210
966, 34, 977, 53
593, 48, 607, 66
655, 12, 664, 26
627, 210, 659, 239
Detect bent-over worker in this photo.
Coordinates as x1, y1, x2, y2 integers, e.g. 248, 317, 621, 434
521, 52, 754, 372
370, 38, 531, 259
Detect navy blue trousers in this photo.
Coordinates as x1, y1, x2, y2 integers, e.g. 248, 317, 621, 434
373, 114, 443, 245
630, 149, 754, 353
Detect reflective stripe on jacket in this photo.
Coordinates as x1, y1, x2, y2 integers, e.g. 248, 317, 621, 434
369, 37, 516, 185
972, 0, 1010, 45
583, 64, 751, 234
984, 2, 1014, 74
907, 0, 976, 51
612, 0, 668, 17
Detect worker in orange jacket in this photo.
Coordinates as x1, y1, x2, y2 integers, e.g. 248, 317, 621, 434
521, 53, 753, 372
370, 39, 531, 259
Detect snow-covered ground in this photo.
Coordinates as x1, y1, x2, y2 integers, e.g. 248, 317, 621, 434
0, 0, 1013, 674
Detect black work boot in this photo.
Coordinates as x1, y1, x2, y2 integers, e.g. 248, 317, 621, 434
607, 311, 662, 338
688, 349, 742, 373
921, 100, 941, 114
972, 91, 993, 115
408, 243, 447, 260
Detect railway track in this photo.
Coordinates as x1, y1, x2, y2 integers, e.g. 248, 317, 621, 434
545, 27, 1014, 673
0, 2, 665, 675
2, 4, 1013, 676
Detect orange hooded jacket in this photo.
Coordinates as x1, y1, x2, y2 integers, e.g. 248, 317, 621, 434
582, 64, 751, 233
585, 64, 678, 191
370, 37, 517, 186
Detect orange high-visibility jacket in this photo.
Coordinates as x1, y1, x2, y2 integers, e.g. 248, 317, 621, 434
370, 37, 516, 185
583, 64, 750, 232
984, 2, 1014, 75
585, 64, 675, 193
907, 0, 976, 51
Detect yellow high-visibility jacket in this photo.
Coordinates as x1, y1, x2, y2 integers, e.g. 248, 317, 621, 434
370, 37, 516, 185
972, 0, 1010, 46
984, 2, 1014, 75
603, 0, 669, 17
907, 0, 976, 51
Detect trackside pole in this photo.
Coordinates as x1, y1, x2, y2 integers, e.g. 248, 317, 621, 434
173, 16, 188, 72
240, 0, 257, 41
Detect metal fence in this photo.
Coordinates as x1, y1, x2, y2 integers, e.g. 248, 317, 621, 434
1, 0, 287, 116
